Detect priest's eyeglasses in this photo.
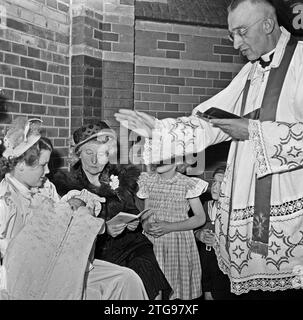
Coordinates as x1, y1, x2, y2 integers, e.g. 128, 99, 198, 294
228, 17, 266, 42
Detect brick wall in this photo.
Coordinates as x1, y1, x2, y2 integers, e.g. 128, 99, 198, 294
0, 0, 71, 167
0, 0, 240, 175
133, 0, 303, 182
71, 4, 103, 133
0, 0, 300, 178
71, 1, 135, 123
0, 0, 136, 169
71, 54, 102, 130
135, 0, 230, 27
100, 0, 135, 133
134, 21, 245, 118
70, 0, 135, 166
102, 60, 134, 127
134, 20, 246, 179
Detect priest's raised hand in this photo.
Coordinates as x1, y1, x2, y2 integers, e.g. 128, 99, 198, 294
114, 109, 155, 138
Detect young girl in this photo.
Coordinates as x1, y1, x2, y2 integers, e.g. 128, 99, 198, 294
0, 117, 148, 300
137, 161, 207, 300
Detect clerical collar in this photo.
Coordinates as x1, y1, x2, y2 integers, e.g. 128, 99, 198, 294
249, 27, 291, 76
261, 48, 275, 62
257, 49, 275, 69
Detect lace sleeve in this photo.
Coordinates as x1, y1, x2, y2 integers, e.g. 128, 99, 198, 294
61, 189, 106, 217
142, 62, 252, 165
249, 120, 303, 177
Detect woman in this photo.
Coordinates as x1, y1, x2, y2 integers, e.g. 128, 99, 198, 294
52, 121, 172, 300
0, 117, 148, 300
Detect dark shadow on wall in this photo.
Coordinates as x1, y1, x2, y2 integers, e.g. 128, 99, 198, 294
47, 149, 66, 181
0, 93, 9, 124
0, 94, 8, 158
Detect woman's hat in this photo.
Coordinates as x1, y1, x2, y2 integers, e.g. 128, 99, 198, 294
73, 121, 117, 152
3, 117, 42, 159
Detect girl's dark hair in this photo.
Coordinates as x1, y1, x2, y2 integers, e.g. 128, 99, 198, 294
212, 165, 227, 177
0, 137, 53, 178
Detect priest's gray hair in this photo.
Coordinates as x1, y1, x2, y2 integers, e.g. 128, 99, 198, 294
228, 0, 276, 15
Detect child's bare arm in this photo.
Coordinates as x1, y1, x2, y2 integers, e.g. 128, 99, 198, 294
189, 197, 206, 225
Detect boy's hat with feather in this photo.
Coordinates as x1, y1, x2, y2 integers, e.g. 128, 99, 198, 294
3, 117, 42, 159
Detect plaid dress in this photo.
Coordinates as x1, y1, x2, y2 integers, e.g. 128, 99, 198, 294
137, 172, 208, 300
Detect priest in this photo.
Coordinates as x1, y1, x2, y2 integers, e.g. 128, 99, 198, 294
115, 0, 303, 299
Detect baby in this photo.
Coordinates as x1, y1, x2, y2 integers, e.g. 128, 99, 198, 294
62, 189, 105, 216
67, 197, 86, 211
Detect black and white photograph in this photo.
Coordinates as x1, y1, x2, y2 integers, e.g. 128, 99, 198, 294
0, 0, 303, 311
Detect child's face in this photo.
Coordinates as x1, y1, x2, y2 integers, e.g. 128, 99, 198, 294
18, 149, 51, 188
210, 173, 224, 200
156, 163, 176, 174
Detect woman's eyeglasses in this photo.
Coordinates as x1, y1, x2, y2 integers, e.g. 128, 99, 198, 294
228, 17, 266, 42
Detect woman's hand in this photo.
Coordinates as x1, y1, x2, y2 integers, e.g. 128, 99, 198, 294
199, 229, 215, 247
61, 189, 105, 216
106, 223, 126, 237
126, 219, 139, 231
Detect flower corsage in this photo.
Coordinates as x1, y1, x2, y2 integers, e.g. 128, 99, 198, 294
109, 175, 119, 191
